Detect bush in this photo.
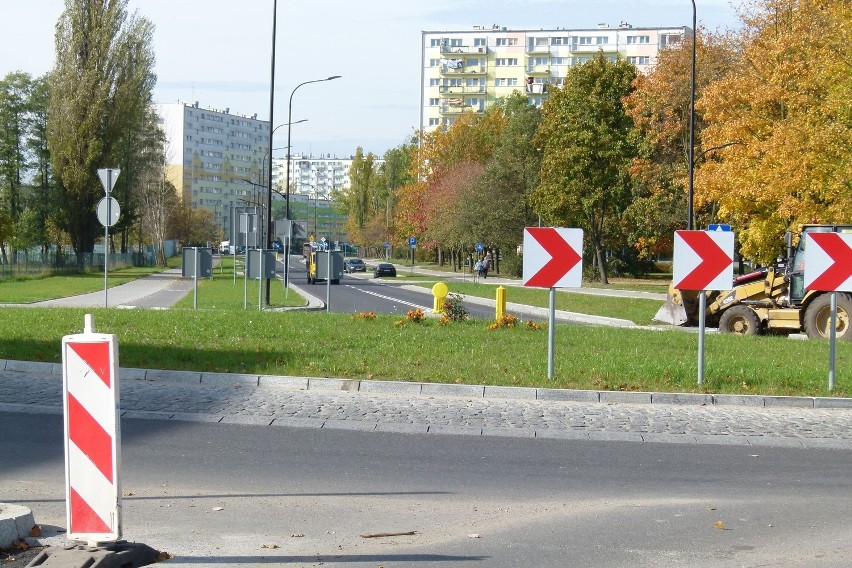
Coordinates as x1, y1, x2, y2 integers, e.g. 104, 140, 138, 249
443, 293, 469, 322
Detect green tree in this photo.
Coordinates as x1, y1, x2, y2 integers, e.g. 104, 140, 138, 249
0, 72, 35, 261
48, 0, 156, 263
533, 52, 638, 284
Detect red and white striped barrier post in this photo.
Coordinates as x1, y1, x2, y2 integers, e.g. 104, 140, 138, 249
61, 314, 122, 544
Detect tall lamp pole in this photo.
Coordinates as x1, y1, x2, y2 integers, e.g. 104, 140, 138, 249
283, 74, 341, 290
687, 0, 697, 230
265, 0, 278, 304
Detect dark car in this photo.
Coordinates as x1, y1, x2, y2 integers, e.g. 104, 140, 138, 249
344, 258, 366, 273
374, 263, 397, 278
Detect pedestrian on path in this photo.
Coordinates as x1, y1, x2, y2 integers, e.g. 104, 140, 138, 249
474, 259, 483, 282
482, 256, 490, 279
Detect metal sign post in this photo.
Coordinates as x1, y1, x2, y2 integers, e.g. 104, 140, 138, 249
522, 227, 584, 380
97, 169, 120, 308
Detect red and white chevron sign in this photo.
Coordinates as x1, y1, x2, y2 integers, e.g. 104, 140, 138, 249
522, 227, 583, 288
805, 232, 852, 292
62, 330, 121, 541
673, 230, 734, 291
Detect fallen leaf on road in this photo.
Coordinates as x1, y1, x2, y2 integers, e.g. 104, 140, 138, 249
714, 521, 725, 530
261, 544, 280, 549
291, 533, 304, 538
156, 551, 172, 561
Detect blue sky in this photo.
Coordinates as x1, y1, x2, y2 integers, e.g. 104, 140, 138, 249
1, 0, 741, 158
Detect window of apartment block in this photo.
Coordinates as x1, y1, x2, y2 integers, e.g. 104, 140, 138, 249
428, 118, 440, 126
552, 57, 569, 66
474, 38, 487, 46
446, 78, 462, 87
596, 36, 608, 44
551, 36, 570, 45
430, 38, 441, 47
533, 57, 548, 66
466, 78, 481, 87
627, 35, 650, 44
627, 55, 650, 65
450, 38, 462, 47
430, 58, 440, 67
429, 98, 439, 106
466, 57, 481, 67
430, 79, 440, 86
496, 38, 517, 46
574, 56, 591, 65
578, 36, 593, 45
496, 58, 518, 66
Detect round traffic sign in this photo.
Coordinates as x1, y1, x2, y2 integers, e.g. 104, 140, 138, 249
476, 242, 484, 252
96, 197, 120, 227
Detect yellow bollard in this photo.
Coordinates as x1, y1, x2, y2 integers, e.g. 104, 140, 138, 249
495, 286, 506, 321
432, 282, 449, 314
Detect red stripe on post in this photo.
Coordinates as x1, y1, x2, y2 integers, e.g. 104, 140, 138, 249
68, 394, 114, 483
70, 486, 112, 534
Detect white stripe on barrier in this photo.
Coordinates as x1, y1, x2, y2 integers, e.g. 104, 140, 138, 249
65, 348, 115, 431
68, 442, 116, 531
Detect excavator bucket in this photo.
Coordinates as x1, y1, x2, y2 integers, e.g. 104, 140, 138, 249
654, 285, 689, 326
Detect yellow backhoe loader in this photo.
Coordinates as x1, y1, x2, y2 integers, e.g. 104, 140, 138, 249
654, 225, 852, 339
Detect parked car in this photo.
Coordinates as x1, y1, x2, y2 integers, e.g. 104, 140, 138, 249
344, 258, 366, 273
374, 263, 397, 278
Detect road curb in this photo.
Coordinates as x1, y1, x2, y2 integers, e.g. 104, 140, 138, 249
0, 503, 35, 548
3, 358, 851, 409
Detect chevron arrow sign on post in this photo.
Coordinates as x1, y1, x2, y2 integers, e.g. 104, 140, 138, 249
522, 227, 583, 288
804, 232, 852, 292
62, 316, 121, 542
673, 230, 734, 291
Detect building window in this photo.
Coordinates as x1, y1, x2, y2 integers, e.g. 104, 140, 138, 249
552, 57, 569, 65
627, 55, 650, 65
551, 36, 570, 45
495, 77, 518, 87
474, 38, 486, 46
596, 36, 608, 44
430, 58, 440, 67
533, 57, 548, 66
627, 35, 650, 44
430, 78, 440, 86
496, 38, 517, 46
429, 98, 440, 106
428, 118, 440, 126
430, 39, 441, 47
466, 57, 481, 67
496, 58, 518, 66
578, 36, 593, 45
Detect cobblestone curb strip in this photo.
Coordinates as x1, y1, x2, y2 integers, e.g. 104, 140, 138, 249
3, 358, 851, 409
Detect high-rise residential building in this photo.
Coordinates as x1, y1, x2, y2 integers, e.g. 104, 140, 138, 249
421, 23, 688, 132
272, 154, 386, 198
154, 102, 270, 239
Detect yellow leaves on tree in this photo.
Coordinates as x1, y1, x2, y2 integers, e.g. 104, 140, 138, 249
695, 0, 852, 263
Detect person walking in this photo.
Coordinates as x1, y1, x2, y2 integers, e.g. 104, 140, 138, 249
482, 256, 490, 279
474, 258, 483, 282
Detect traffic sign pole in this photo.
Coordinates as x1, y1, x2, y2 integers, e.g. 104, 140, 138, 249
547, 288, 556, 379
698, 291, 706, 385
830, 292, 837, 391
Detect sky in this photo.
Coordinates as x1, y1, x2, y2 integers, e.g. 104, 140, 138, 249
1, 0, 742, 159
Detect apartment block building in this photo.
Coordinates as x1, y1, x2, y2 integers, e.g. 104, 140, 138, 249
271, 154, 386, 198
154, 102, 271, 239
421, 23, 688, 132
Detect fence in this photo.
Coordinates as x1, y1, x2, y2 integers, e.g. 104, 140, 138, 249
0, 242, 176, 279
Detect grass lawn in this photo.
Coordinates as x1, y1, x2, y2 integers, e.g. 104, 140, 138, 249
415, 281, 663, 325
0, 307, 848, 397
0, 258, 181, 303
174, 256, 305, 310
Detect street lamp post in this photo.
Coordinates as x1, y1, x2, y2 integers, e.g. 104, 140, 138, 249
265, 0, 278, 304
687, 0, 697, 230
283, 74, 341, 290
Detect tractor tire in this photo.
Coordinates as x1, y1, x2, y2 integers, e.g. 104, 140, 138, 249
718, 305, 761, 336
803, 293, 852, 340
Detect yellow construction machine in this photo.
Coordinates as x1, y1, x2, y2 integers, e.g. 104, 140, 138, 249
654, 224, 852, 339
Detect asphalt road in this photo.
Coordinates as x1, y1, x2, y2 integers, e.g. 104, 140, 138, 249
3, 410, 851, 568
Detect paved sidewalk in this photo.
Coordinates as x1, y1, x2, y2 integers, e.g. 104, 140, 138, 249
2, 360, 851, 449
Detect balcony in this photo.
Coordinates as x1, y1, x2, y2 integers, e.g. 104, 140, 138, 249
440, 62, 487, 76
440, 43, 488, 55
438, 85, 486, 96
526, 44, 552, 55
440, 102, 485, 116
526, 65, 551, 75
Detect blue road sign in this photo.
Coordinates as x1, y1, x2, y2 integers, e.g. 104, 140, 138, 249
708, 224, 732, 232
385, 241, 391, 249
475, 242, 484, 252
409, 236, 417, 248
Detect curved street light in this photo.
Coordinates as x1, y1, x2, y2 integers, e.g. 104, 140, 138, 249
282, 75, 342, 290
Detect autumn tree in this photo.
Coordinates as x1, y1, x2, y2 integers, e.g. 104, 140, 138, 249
695, 0, 852, 263
623, 29, 736, 260
0, 72, 35, 262
533, 52, 638, 283
48, 0, 157, 263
